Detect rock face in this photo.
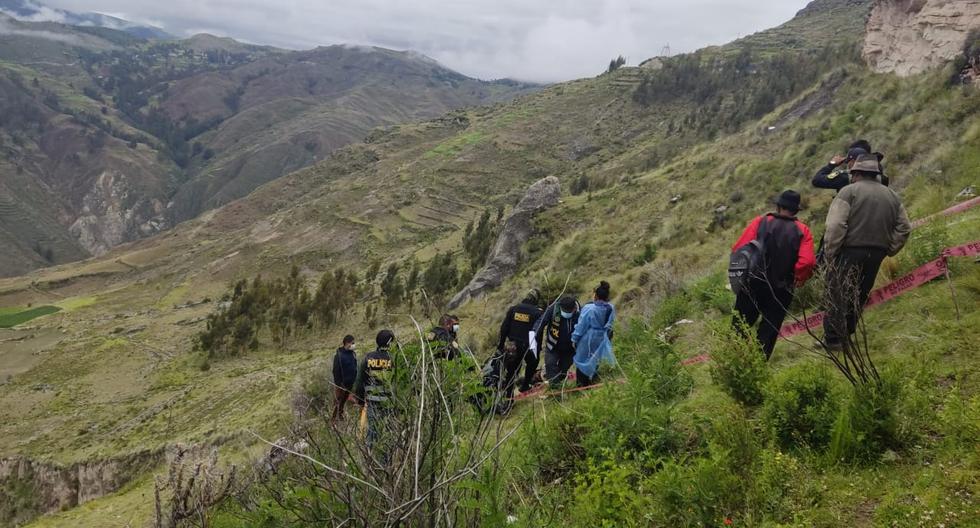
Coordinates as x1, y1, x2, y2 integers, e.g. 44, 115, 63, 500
68, 171, 169, 256
449, 176, 561, 308
864, 0, 980, 76
0, 451, 161, 524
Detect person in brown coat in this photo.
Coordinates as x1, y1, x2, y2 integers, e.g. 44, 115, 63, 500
822, 154, 911, 349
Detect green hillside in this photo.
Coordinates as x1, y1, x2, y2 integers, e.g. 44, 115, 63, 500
0, 19, 535, 277
1, 0, 979, 525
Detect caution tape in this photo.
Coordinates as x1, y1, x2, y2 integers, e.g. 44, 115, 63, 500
681, 237, 980, 365
911, 195, 980, 229
683, 241, 974, 366
777, 239, 978, 339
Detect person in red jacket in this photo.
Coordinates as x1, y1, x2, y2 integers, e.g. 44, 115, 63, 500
731, 190, 816, 359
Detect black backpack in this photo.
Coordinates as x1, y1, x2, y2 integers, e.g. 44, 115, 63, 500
728, 215, 770, 296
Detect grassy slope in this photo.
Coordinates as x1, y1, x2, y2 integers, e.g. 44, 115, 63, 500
4, 0, 980, 524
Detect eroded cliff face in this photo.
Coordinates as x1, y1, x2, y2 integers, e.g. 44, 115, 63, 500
67, 171, 169, 256
0, 450, 162, 524
864, 0, 980, 76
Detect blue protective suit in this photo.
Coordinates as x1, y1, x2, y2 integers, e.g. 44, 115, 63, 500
571, 301, 616, 378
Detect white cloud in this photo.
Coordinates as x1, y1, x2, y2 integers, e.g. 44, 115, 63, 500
40, 0, 812, 82
0, 17, 81, 43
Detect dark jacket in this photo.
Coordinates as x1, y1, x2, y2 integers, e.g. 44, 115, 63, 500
824, 180, 911, 259
497, 302, 543, 351
332, 347, 357, 389
535, 302, 578, 357
427, 326, 460, 360
813, 158, 889, 192
732, 214, 816, 290
353, 347, 393, 405
812, 163, 850, 192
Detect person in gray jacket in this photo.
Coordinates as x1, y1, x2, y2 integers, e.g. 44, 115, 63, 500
822, 154, 912, 349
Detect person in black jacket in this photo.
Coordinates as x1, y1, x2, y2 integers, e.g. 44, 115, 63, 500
535, 296, 580, 390
427, 314, 461, 360
331, 335, 357, 422
812, 140, 888, 265
354, 330, 396, 458
497, 289, 544, 394
812, 140, 888, 192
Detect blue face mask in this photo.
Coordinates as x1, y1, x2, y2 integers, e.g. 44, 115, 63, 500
560, 310, 573, 319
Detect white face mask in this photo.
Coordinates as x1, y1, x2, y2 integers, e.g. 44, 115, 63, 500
452, 324, 460, 333
350, 344, 356, 350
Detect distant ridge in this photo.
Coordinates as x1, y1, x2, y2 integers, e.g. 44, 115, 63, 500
0, 0, 172, 39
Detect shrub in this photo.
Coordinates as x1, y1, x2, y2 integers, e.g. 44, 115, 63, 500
829, 375, 901, 463
751, 448, 807, 520
650, 292, 692, 332
709, 322, 769, 406
292, 362, 333, 416
688, 273, 732, 314
570, 461, 654, 527
762, 364, 841, 449
649, 456, 742, 527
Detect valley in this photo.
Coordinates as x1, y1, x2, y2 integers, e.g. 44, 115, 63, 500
1, 0, 979, 525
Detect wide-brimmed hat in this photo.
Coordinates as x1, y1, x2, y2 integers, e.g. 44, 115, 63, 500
850, 154, 881, 175
774, 190, 802, 213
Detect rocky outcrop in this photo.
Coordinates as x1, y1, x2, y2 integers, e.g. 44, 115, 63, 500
864, 0, 980, 76
449, 176, 561, 308
68, 171, 169, 256
0, 450, 162, 524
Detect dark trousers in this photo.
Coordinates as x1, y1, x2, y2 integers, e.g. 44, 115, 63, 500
518, 347, 540, 392
824, 247, 887, 344
544, 349, 575, 389
501, 354, 523, 399
733, 279, 794, 360
332, 386, 352, 421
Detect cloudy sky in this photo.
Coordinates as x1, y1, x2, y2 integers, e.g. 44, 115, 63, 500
40, 0, 812, 82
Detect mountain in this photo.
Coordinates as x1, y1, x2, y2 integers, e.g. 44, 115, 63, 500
0, 0, 171, 39
2, 0, 980, 525
0, 21, 536, 276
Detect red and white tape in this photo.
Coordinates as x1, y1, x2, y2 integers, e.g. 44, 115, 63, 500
911, 195, 980, 229
681, 196, 980, 365
683, 242, 974, 366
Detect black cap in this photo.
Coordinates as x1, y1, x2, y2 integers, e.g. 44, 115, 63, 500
846, 147, 868, 161
775, 190, 802, 213
376, 329, 395, 348
559, 296, 577, 312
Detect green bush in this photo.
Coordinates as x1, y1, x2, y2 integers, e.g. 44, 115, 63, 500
829, 375, 901, 463
649, 456, 742, 527
709, 322, 770, 406
751, 448, 808, 520
688, 273, 732, 315
570, 461, 655, 528
650, 292, 692, 332
629, 334, 694, 405
295, 362, 333, 415
762, 364, 841, 449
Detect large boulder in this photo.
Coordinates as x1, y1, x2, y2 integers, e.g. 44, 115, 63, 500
449, 176, 561, 308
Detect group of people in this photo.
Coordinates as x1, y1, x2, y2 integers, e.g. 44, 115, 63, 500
327, 281, 618, 450
484, 282, 616, 413
327, 137, 913, 456
730, 140, 911, 357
